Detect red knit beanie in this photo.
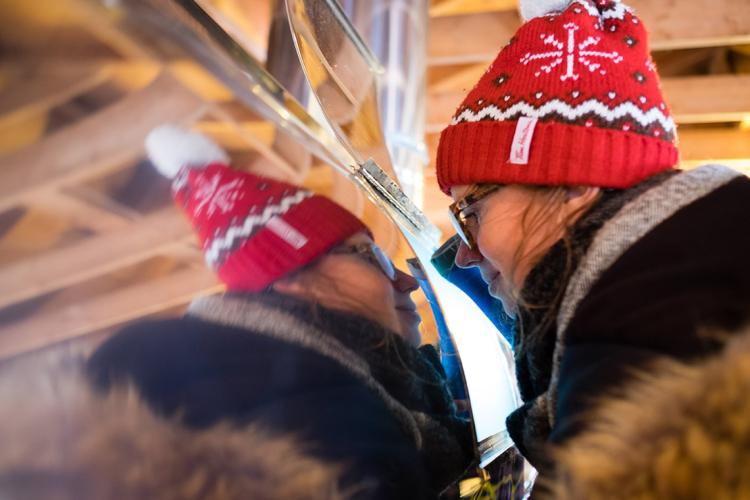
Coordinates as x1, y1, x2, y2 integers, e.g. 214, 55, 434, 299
436, 0, 679, 194
146, 126, 369, 292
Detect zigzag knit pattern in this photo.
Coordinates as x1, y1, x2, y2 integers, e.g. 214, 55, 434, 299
451, 99, 676, 135
205, 190, 313, 267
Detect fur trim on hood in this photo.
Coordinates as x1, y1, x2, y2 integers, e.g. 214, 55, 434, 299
546, 326, 750, 499
0, 353, 347, 500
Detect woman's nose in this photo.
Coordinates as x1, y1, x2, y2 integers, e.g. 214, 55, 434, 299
455, 240, 483, 269
393, 268, 420, 293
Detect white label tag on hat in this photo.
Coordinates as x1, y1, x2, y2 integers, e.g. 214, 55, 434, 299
267, 216, 308, 250
509, 117, 538, 165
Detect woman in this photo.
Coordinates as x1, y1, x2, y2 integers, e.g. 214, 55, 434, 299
86, 126, 473, 499
435, 0, 750, 492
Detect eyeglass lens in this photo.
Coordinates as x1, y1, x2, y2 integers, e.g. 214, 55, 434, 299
370, 244, 397, 281
448, 210, 471, 248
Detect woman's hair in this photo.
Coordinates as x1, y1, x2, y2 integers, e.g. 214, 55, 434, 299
506, 186, 601, 348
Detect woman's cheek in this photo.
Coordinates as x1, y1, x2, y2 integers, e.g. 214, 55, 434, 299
479, 227, 512, 272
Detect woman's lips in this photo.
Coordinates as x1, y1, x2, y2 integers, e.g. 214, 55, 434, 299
396, 304, 418, 313
396, 303, 421, 324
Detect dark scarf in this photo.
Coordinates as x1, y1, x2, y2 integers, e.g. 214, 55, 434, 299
513, 171, 677, 404
225, 291, 475, 492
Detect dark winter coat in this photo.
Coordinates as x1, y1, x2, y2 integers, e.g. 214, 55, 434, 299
86, 291, 474, 499
0, 352, 346, 500
546, 323, 750, 499
504, 164, 750, 475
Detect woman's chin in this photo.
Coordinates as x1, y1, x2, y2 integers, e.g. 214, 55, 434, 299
397, 312, 422, 346
488, 273, 505, 299
490, 275, 518, 317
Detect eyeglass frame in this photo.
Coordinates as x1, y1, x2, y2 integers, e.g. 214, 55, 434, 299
329, 242, 397, 281
448, 184, 502, 251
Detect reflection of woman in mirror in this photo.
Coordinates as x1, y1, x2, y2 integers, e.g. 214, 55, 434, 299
86, 127, 473, 498
435, 0, 750, 495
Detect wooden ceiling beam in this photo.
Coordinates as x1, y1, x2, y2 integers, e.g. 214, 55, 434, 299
428, 62, 488, 94
32, 191, 136, 234
428, 10, 518, 65
666, 74, 750, 123
0, 209, 192, 311
0, 73, 207, 213
0, 208, 79, 266
426, 74, 750, 131
428, 0, 750, 65
0, 66, 105, 123
64, 0, 153, 61
201, 107, 303, 182
0, 0, 152, 61
0, 266, 221, 360
678, 126, 750, 170
200, 0, 270, 63
430, 0, 517, 17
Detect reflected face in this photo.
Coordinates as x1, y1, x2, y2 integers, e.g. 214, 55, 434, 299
449, 184, 565, 316
284, 232, 422, 346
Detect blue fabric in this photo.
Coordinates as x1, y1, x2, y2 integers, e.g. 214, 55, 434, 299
409, 260, 467, 401
431, 236, 515, 347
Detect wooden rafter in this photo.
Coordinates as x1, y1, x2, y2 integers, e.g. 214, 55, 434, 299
0, 209, 191, 311
678, 127, 750, 169
0, 66, 106, 123
430, 0, 517, 17
666, 74, 750, 123
32, 190, 136, 234
0, 266, 221, 360
428, 0, 750, 65
428, 62, 489, 94
0, 73, 207, 213
0, 208, 79, 266
199, 0, 270, 63
205, 107, 303, 182
429, 10, 519, 65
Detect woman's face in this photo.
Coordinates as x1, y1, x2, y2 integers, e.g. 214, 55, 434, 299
276, 232, 422, 346
450, 184, 570, 316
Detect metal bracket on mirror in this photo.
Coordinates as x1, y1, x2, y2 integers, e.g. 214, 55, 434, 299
355, 159, 441, 248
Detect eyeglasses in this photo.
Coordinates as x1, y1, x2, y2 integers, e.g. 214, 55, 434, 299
330, 242, 397, 281
448, 184, 501, 250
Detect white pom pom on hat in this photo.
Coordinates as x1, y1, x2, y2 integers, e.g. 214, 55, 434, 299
519, 0, 574, 21
145, 124, 230, 179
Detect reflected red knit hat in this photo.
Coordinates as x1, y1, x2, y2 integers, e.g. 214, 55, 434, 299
146, 125, 369, 291
436, 0, 679, 194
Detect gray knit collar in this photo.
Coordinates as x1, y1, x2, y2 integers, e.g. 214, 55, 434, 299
546, 164, 743, 425
556, 165, 743, 337
187, 293, 425, 448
